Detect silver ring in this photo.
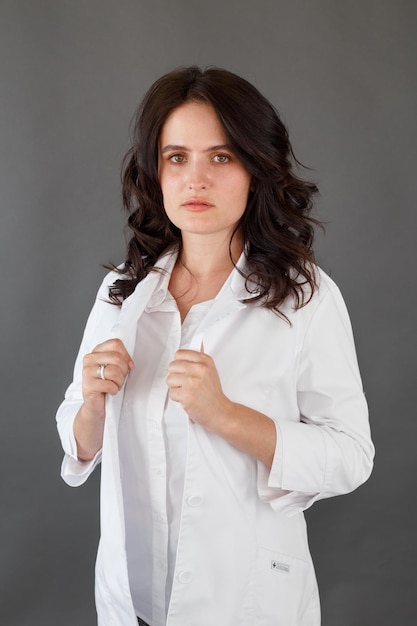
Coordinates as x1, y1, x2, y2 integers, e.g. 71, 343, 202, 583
97, 364, 107, 380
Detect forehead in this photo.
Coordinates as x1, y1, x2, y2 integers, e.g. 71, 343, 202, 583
159, 102, 227, 145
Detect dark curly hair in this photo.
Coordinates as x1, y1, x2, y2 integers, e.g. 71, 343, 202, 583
108, 66, 321, 313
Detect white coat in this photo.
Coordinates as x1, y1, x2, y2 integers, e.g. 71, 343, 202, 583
57, 250, 374, 626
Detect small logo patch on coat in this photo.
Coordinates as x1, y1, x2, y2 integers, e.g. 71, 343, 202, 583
271, 560, 290, 573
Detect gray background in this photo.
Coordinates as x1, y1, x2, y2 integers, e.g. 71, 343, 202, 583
1, 1, 416, 624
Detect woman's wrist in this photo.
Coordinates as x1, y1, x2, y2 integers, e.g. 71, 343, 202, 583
74, 404, 105, 461
207, 399, 277, 469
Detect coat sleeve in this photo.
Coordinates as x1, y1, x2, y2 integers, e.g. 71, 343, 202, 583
257, 278, 374, 516
56, 273, 119, 487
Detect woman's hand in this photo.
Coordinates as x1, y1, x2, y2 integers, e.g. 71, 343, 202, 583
166, 347, 276, 468
81, 338, 135, 420
166, 348, 231, 430
74, 338, 134, 460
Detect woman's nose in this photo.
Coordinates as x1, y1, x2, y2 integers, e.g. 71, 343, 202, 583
186, 160, 209, 189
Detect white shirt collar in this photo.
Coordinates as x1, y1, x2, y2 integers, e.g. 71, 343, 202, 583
142, 246, 260, 313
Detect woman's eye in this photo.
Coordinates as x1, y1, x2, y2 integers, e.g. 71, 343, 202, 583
213, 154, 230, 163
169, 154, 186, 163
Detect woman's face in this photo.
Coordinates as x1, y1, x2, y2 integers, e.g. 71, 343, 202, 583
158, 101, 252, 244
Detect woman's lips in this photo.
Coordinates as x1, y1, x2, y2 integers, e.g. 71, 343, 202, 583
182, 198, 214, 211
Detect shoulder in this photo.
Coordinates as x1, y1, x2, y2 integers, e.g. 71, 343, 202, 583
77, 268, 126, 347
294, 266, 355, 343
96, 264, 128, 299
314, 267, 350, 313
281, 265, 349, 327
86, 265, 127, 327
315, 267, 343, 299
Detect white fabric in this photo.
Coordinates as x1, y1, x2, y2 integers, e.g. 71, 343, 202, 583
56, 249, 374, 626
120, 287, 214, 623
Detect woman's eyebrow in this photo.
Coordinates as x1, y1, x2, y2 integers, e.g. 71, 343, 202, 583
161, 144, 187, 154
160, 143, 231, 154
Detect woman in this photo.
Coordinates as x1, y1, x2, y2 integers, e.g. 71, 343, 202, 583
57, 66, 374, 626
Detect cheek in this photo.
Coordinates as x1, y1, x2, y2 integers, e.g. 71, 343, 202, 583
159, 172, 175, 201
159, 179, 179, 219
231, 175, 252, 204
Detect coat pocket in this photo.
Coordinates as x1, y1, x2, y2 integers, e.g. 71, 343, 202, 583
253, 547, 320, 626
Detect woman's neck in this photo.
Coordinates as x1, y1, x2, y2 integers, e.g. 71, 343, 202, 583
178, 232, 243, 277
169, 233, 243, 321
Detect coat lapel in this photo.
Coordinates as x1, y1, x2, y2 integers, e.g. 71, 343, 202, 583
108, 249, 178, 355
104, 251, 177, 455
108, 271, 160, 353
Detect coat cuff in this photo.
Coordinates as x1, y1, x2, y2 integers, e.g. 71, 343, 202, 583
61, 449, 102, 487
257, 419, 324, 516
57, 403, 102, 486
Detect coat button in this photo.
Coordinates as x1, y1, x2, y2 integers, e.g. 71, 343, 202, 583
186, 495, 203, 507
178, 570, 193, 584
